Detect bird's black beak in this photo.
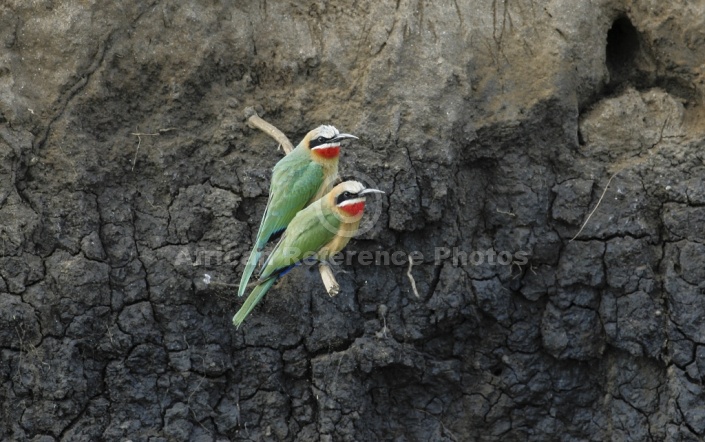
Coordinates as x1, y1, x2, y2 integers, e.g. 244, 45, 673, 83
332, 133, 358, 143
359, 188, 385, 195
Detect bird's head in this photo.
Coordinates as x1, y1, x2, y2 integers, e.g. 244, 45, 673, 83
329, 180, 384, 222
303, 125, 357, 161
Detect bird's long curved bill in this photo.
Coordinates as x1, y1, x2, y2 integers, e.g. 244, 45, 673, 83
360, 188, 385, 195
332, 133, 358, 142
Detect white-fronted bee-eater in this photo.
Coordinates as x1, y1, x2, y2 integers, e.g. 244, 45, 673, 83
233, 181, 384, 328
238, 125, 357, 297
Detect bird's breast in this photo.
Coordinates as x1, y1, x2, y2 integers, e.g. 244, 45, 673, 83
318, 220, 361, 259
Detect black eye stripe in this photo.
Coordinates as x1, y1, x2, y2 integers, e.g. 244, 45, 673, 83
336, 191, 361, 205
310, 135, 334, 148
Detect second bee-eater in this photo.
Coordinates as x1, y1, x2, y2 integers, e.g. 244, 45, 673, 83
238, 125, 357, 297
233, 181, 384, 327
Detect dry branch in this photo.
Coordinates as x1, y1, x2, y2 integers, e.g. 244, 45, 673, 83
318, 262, 341, 297
245, 107, 294, 154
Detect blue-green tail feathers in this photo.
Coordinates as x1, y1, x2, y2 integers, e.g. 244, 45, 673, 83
233, 277, 277, 328
238, 247, 261, 297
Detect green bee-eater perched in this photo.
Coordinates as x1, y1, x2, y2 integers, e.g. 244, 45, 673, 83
238, 125, 357, 297
233, 181, 384, 327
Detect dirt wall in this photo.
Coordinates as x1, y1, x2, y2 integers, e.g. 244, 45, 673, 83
2, 1, 705, 440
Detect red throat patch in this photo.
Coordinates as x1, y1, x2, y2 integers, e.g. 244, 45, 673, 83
340, 201, 365, 216
312, 146, 340, 159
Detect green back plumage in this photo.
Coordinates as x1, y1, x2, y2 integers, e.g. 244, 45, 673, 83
232, 199, 341, 327
238, 144, 325, 296
259, 199, 341, 280
258, 147, 325, 245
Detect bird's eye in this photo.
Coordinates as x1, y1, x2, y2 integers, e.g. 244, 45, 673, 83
317, 136, 326, 143
343, 191, 351, 198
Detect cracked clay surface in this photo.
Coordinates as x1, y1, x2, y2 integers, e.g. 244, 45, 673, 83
2, 1, 705, 441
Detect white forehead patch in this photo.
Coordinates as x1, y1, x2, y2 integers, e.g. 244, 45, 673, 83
339, 181, 365, 194
315, 125, 339, 139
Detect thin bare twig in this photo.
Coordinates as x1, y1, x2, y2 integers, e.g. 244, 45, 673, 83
570, 171, 619, 242
130, 127, 177, 171
407, 255, 420, 298
496, 208, 516, 217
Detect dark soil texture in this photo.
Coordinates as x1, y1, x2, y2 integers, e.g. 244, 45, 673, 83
2, 1, 705, 441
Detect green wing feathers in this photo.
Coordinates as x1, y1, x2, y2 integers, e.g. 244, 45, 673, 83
257, 155, 325, 244
237, 148, 324, 296
259, 200, 341, 281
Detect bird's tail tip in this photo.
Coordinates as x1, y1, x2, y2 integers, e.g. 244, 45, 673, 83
231, 277, 277, 329
237, 249, 262, 297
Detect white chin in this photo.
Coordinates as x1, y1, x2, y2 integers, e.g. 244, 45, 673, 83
338, 197, 365, 207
